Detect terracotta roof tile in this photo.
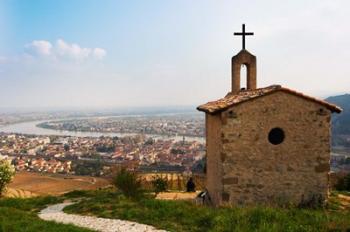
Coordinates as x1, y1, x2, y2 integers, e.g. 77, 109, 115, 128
197, 85, 342, 114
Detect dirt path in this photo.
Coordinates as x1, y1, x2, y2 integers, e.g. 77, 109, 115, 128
39, 202, 167, 232
156, 191, 198, 200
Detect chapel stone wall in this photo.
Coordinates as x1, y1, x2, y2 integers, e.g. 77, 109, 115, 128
205, 114, 223, 205
218, 91, 331, 206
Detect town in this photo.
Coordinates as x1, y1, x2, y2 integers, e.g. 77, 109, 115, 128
37, 114, 205, 137
0, 132, 205, 176
331, 150, 350, 173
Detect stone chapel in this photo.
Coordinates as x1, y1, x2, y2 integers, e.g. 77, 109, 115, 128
197, 24, 342, 206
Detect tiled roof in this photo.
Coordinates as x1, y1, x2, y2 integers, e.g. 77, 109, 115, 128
197, 85, 342, 114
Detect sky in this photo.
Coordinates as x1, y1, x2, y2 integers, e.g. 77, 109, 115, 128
0, 0, 349, 110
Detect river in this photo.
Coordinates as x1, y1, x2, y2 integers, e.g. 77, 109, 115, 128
0, 119, 205, 143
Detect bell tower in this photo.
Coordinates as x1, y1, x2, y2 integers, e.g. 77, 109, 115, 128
231, 24, 257, 94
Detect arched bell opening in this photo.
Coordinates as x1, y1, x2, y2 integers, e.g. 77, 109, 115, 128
240, 64, 247, 90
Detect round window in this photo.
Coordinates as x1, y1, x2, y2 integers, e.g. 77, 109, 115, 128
268, 128, 285, 145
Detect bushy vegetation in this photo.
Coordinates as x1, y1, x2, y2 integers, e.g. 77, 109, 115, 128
113, 169, 144, 199
74, 161, 103, 176
73, 153, 104, 176
96, 144, 115, 153
0, 159, 15, 197
151, 176, 168, 196
64, 189, 350, 232
63, 190, 98, 199
0, 196, 92, 232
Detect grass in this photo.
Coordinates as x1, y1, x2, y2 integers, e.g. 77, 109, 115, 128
0, 189, 349, 232
63, 189, 350, 232
0, 196, 93, 232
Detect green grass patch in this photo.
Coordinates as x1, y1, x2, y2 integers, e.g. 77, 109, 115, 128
63, 190, 100, 199
0, 196, 93, 232
64, 189, 350, 232
1, 190, 349, 232
0, 195, 60, 212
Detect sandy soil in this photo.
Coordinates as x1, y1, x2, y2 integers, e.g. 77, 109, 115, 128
156, 191, 198, 200
6, 171, 110, 197
338, 194, 350, 210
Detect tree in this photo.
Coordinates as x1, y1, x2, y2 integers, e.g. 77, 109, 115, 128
0, 159, 15, 197
151, 176, 168, 196
64, 144, 70, 152
113, 169, 143, 199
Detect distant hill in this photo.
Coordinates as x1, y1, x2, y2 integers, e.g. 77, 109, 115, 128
325, 94, 350, 148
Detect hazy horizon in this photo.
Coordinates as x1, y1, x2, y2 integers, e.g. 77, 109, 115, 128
0, 92, 349, 114
0, 105, 202, 115
1, 0, 350, 109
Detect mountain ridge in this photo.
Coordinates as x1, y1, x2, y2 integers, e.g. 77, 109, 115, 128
325, 94, 350, 148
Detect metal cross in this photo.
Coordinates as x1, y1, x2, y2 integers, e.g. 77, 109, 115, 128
234, 24, 254, 50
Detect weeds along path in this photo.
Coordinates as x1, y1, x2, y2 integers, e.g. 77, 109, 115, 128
39, 202, 167, 232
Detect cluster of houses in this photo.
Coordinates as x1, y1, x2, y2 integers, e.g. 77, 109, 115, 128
0, 133, 205, 175
12, 157, 72, 174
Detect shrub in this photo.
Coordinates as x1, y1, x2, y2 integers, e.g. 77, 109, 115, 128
113, 169, 143, 199
335, 173, 350, 191
63, 190, 97, 199
151, 176, 168, 196
0, 159, 15, 197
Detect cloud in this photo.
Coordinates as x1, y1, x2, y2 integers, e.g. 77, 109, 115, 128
93, 48, 107, 60
25, 40, 53, 56
56, 39, 91, 60
24, 39, 106, 61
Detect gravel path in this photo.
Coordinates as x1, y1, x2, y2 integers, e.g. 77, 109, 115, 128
39, 202, 167, 232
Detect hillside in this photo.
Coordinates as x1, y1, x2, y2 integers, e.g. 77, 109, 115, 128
63, 189, 350, 232
0, 189, 349, 232
6, 172, 110, 197
326, 94, 350, 148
